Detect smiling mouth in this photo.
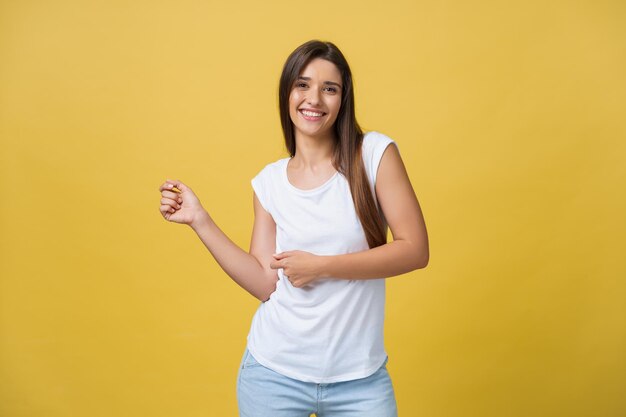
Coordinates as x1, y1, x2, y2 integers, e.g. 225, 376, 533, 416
299, 109, 326, 120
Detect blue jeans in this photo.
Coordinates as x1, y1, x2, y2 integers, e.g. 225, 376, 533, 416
236, 347, 398, 417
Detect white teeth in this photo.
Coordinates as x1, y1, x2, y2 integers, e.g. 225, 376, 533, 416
301, 110, 324, 117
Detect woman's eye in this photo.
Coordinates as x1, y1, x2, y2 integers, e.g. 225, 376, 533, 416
296, 82, 308, 88
324, 87, 337, 93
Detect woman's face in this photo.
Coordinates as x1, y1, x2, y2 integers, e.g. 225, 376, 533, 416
289, 58, 343, 140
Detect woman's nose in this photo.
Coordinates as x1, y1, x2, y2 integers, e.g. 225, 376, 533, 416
306, 88, 321, 105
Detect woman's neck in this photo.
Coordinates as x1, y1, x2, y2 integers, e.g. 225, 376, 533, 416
291, 131, 336, 169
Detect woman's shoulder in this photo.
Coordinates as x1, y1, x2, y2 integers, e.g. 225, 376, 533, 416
362, 130, 397, 156
363, 130, 395, 144
361, 130, 398, 185
252, 156, 289, 180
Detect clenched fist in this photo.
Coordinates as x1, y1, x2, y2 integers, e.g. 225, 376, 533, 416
158, 179, 207, 227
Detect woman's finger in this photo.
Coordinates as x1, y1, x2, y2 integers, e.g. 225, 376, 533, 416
160, 197, 181, 209
165, 179, 189, 192
159, 181, 182, 192
160, 204, 176, 215
159, 182, 174, 192
161, 189, 183, 202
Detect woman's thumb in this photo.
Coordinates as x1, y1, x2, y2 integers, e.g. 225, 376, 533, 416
166, 178, 189, 192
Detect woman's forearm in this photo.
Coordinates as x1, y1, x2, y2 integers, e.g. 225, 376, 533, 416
322, 239, 428, 280
190, 211, 276, 301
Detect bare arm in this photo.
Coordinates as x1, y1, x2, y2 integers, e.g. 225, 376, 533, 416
322, 143, 429, 279
159, 179, 277, 301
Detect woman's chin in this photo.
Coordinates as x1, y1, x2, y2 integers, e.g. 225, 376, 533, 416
294, 126, 332, 139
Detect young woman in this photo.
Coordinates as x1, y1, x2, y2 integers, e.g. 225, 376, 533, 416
158, 40, 429, 417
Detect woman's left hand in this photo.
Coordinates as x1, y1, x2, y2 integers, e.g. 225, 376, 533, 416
270, 250, 326, 288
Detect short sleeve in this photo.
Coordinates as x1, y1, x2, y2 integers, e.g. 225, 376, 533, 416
251, 167, 271, 213
362, 131, 398, 190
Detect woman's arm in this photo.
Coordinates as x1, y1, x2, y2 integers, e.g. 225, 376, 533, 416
159, 179, 277, 300
270, 143, 428, 286
323, 142, 429, 278
190, 192, 278, 301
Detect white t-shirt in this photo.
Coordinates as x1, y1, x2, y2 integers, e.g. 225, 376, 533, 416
247, 131, 397, 383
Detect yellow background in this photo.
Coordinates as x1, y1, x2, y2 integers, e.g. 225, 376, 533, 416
1, 0, 624, 416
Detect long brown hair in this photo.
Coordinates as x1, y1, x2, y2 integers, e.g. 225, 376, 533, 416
278, 40, 387, 249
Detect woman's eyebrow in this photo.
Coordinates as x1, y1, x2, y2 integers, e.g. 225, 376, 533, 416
297, 76, 342, 88
323, 81, 342, 88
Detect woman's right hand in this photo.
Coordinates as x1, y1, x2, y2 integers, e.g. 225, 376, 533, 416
158, 179, 207, 226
